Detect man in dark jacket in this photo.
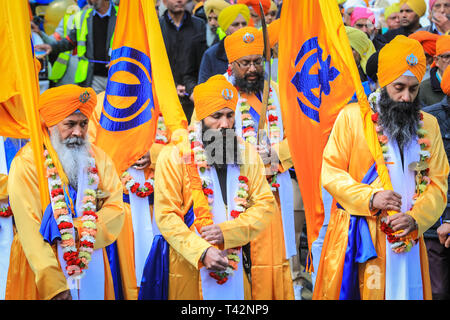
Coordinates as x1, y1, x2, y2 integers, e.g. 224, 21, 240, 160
159, 0, 206, 121
422, 66, 450, 300
197, 4, 250, 84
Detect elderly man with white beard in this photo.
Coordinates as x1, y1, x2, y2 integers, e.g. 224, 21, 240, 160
5, 85, 124, 300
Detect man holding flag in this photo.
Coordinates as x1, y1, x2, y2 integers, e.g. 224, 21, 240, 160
313, 35, 448, 300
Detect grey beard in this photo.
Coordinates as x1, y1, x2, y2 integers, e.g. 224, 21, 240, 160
378, 88, 420, 151
201, 122, 242, 170
49, 128, 91, 190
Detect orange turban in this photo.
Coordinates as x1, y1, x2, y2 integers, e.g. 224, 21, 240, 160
408, 31, 439, 56
193, 75, 238, 120
436, 35, 450, 56
225, 26, 263, 62
39, 84, 97, 127
268, 19, 280, 48
237, 0, 271, 15
440, 66, 450, 95
378, 35, 426, 87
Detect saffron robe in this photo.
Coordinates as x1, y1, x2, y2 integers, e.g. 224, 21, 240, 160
313, 104, 449, 300
154, 141, 277, 300
5, 143, 125, 300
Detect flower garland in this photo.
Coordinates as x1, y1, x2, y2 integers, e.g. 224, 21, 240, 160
155, 114, 169, 145
44, 149, 99, 279
371, 109, 430, 253
121, 170, 154, 198
188, 123, 250, 285
0, 204, 12, 218
239, 91, 282, 191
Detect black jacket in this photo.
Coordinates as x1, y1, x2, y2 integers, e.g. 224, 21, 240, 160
159, 10, 206, 95
422, 96, 450, 238
197, 38, 228, 84
419, 67, 445, 108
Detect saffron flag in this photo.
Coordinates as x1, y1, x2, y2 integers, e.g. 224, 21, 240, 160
278, 0, 369, 263
0, 0, 49, 207
95, 0, 187, 175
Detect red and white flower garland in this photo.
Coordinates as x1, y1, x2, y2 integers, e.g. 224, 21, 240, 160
188, 123, 249, 285
44, 149, 99, 279
121, 171, 154, 198
0, 204, 12, 218
371, 109, 430, 254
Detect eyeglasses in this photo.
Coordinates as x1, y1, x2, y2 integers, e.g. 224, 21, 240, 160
234, 58, 264, 69
355, 22, 374, 29
437, 54, 450, 62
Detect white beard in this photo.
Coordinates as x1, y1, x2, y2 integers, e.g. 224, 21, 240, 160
49, 128, 91, 190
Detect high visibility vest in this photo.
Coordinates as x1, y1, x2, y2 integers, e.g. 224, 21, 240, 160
73, 7, 116, 84
48, 14, 74, 82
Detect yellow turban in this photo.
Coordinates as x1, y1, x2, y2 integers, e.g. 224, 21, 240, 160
436, 34, 450, 56
345, 26, 376, 74
268, 19, 280, 48
399, 0, 427, 17
204, 0, 230, 18
384, 2, 400, 20
440, 66, 450, 95
269, 1, 277, 12
225, 26, 263, 62
218, 4, 250, 32
378, 35, 426, 87
193, 75, 238, 121
39, 84, 97, 127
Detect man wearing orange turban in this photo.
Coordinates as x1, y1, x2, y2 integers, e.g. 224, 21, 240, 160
421, 65, 450, 300
313, 35, 449, 300
224, 26, 297, 300
419, 34, 450, 106
237, 0, 271, 28
5, 85, 125, 300
149, 74, 277, 299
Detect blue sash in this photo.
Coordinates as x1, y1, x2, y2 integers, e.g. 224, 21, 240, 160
337, 163, 379, 300
40, 184, 124, 300
138, 206, 194, 300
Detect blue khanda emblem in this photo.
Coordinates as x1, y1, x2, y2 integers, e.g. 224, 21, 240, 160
100, 46, 154, 131
291, 37, 340, 123
222, 88, 234, 101
406, 53, 418, 66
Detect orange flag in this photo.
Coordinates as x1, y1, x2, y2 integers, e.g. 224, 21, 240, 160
278, 0, 367, 266
95, 0, 187, 175
0, 0, 49, 207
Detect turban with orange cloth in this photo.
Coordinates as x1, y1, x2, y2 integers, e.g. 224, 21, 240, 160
440, 66, 450, 95
39, 84, 97, 127
409, 31, 439, 56
267, 18, 280, 48
237, 0, 271, 15
193, 74, 238, 120
399, 0, 427, 17
224, 26, 263, 62
377, 35, 426, 88
436, 34, 450, 56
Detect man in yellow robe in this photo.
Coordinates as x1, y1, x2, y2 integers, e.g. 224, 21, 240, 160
149, 75, 276, 300
5, 85, 124, 300
223, 26, 296, 300
313, 35, 449, 300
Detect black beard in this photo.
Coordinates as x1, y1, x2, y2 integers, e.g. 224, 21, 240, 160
233, 71, 264, 94
378, 88, 420, 151
201, 121, 241, 170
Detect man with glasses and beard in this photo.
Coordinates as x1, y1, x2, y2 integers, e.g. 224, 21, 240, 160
313, 36, 449, 300
149, 75, 276, 300
223, 26, 296, 300
5, 85, 124, 300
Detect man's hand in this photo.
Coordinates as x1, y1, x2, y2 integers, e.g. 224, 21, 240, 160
437, 223, 450, 248
176, 84, 186, 97
132, 151, 150, 170
34, 43, 52, 57
200, 224, 224, 245
384, 212, 417, 238
51, 289, 72, 300
372, 190, 402, 212
432, 12, 450, 33
201, 247, 229, 271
